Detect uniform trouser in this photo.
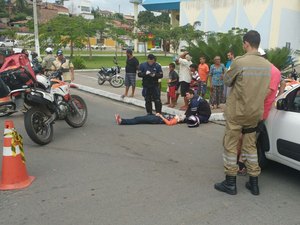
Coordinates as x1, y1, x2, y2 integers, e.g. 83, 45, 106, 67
144, 86, 162, 114
223, 120, 260, 177
121, 115, 164, 125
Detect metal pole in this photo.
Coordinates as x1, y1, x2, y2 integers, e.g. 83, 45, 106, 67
33, 0, 40, 56
133, 3, 138, 53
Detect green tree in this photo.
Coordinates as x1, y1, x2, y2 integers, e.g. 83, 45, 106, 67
266, 47, 299, 76
40, 15, 87, 57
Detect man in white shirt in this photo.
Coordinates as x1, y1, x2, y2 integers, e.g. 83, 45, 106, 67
176, 51, 192, 110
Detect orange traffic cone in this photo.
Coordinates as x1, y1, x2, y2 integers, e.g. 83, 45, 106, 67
0, 120, 35, 190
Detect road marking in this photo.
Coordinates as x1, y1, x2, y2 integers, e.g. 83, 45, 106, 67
77, 74, 98, 81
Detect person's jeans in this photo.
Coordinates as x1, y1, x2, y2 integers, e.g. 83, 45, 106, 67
121, 115, 164, 125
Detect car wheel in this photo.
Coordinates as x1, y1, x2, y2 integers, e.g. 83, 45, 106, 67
1, 44, 5, 47
257, 132, 269, 169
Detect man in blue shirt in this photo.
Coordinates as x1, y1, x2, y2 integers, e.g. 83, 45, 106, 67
138, 54, 163, 114
224, 51, 235, 102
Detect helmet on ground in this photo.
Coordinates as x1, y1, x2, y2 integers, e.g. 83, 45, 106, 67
186, 115, 200, 128
36, 75, 50, 89
45, 47, 53, 54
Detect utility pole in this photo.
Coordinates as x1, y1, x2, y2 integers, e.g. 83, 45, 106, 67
33, 0, 40, 56
129, 0, 142, 53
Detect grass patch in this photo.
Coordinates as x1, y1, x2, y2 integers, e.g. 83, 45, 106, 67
80, 56, 173, 69
136, 78, 212, 100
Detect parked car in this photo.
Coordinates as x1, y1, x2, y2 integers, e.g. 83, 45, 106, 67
91, 44, 106, 50
150, 46, 163, 52
0, 39, 18, 47
257, 84, 300, 171
122, 45, 134, 51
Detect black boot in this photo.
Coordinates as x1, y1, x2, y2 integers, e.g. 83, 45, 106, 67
246, 176, 260, 195
214, 175, 237, 195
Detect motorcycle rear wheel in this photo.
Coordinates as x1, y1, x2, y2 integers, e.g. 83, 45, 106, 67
97, 74, 105, 85
24, 107, 53, 145
110, 76, 124, 88
65, 95, 88, 128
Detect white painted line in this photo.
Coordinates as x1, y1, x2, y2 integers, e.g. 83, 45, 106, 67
77, 74, 98, 81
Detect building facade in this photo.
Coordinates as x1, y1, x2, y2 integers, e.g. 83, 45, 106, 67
63, 0, 94, 19
142, 0, 300, 50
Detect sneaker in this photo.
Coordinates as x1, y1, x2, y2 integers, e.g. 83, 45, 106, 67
115, 114, 121, 125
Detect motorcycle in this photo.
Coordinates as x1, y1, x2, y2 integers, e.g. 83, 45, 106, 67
97, 57, 124, 88
23, 68, 88, 145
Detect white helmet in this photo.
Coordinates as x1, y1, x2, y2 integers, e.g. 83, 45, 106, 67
36, 75, 50, 89
186, 115, 200, 128
45, 47, 53, 54
258, 47, 266, 56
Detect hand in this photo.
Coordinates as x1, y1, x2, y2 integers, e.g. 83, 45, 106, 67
146, 70, 151, 75
155, 113, 162, 117
150, 73, 155, 77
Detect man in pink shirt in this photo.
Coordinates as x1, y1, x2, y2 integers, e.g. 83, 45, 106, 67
262, 64, 282, 119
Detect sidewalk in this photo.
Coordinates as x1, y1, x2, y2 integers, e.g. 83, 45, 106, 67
73, 71, 225, 122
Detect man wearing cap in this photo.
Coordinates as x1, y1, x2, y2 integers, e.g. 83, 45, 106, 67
122, 49, 139, 98
138, 54, 163, 114
51, 50, 74, 82
214, 30, 271, 196
42, 47, 55, 74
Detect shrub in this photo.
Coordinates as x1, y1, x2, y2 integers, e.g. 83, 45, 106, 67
187, 28, 248, 66
72, 56, 86, 69
266, 47, 299, 77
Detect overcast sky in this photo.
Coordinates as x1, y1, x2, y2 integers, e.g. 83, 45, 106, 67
45, 0, 144, 15
91, 0, 143, 15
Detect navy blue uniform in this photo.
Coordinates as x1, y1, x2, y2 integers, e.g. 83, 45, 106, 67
138, 62, 163, 114
185, 96, 211, 123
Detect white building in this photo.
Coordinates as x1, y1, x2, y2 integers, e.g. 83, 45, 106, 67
63, 0, 94, 20
142, 0, 300, 50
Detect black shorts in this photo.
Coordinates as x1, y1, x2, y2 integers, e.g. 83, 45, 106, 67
180, 81, 190, 97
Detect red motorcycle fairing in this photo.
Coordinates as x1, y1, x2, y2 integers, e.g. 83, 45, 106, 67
0, 53, 36, 86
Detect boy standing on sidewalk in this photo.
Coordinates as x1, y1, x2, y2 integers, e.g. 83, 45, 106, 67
190, 64, 201, 95
166, 63, 179, 108
198, 56, 209, 98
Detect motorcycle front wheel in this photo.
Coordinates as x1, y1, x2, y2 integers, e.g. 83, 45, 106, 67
0, 102, 16, 117
110, 75, 124, 88
97, 73, 105, 85
24, 107, 53, 145
65, 95, 88, 128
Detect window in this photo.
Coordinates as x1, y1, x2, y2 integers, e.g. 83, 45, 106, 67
286, 87, 300, 112
81, 6, 90, 12
293, 89, 300, 112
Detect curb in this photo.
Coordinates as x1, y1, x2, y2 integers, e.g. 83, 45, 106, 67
74, 83, 225, 121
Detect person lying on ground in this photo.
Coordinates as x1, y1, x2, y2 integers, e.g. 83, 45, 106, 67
115, 113, 185, 126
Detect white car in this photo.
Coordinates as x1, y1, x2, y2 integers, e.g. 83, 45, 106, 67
150, 46, 163, 52
0, 39, 18, 47
257, 84, 300, 171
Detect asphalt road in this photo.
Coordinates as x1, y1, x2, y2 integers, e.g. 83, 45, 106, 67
0, 90, 299, 225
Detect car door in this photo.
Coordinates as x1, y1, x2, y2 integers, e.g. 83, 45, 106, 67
269, 86, 300, 166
